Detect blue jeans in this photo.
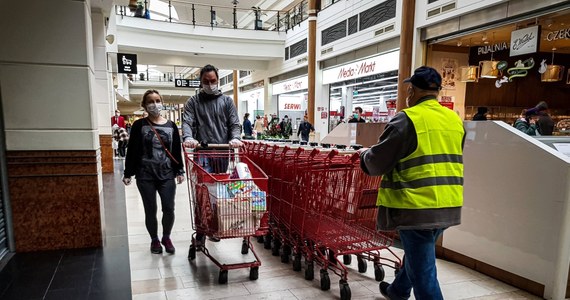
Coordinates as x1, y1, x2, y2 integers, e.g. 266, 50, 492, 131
387, 228, 445, 300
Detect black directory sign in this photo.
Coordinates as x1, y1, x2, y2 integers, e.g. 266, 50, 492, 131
117, 53, 137, 74
175, 79, 200, 88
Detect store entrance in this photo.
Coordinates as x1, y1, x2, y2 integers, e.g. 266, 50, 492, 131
425, 9, 570, 133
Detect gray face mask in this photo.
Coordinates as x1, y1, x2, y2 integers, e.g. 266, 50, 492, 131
203, 84, 218, 95
146, 103, 163, 117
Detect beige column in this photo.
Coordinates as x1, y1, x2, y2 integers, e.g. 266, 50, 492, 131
396, 0, 416, 112
307, 0, 319, 124
0, 0, 103, 251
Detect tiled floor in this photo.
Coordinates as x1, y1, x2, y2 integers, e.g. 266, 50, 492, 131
126, 173, 543, 300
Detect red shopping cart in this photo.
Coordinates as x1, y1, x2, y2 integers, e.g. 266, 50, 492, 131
185, 145, 269, 284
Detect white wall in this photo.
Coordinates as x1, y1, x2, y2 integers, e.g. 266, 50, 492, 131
0, 0, 99, 151
415, 0, 508, 29
451, 121, 570, 299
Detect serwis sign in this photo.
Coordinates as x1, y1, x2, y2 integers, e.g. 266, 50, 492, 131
323, 50, 400, 84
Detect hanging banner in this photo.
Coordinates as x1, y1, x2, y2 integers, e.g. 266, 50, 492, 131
510, 26, 540, 57
117, 53, 137, 74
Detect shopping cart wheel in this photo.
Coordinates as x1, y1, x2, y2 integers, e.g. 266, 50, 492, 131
218, 270, 228, 284
339, 280, 351, 300
256, 236, 264, 244
357, 256, 367, 273
343, 254, 352, 265
328, 250, 337, 265
374, 264, 385, 281
263, 234, 272, 249
305, 262, 314, 280
293, 255, 302, 272
249, 267, 259, 280
241, 240, 249, 255
281, 252, 290, 264
188, 246, 196, 260
320, 270, 331, 291
271, 239, 281, 256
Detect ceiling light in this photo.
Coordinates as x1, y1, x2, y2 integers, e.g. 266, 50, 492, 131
457, 40, 463, 47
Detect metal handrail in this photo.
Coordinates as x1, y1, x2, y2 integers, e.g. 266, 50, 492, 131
115, 0, 309, 32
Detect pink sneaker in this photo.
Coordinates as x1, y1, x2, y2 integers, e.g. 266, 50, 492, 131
150, 240, 163, 254
161, 238, 175, 254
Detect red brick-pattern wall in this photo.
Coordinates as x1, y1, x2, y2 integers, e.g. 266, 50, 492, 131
6, 150, 102, 252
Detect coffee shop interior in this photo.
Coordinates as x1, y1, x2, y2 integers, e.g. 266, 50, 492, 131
425, 9, 570, 135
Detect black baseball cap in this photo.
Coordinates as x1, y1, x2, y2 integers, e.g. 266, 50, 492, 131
404, 66, 442, 91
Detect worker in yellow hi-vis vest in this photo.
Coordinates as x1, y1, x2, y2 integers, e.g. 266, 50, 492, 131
360, 66, 465, 300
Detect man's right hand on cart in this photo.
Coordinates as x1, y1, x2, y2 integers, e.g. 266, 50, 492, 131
183, 138, 199, 149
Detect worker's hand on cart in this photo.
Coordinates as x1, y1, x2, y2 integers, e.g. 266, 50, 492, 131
229, 139, 243, 148
122, 176, 132, 186
183, 138, 199, 149
176, 174, 185, 184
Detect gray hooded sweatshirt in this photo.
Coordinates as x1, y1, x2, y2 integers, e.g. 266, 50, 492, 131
182, 92, 241, 144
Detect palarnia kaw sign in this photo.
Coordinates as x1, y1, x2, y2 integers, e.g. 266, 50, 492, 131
510, 26, 540, 57
322, 50, 400, 84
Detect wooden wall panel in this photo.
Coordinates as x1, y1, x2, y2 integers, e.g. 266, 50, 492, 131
6, 150, 102, 252
100, 134, 114, 173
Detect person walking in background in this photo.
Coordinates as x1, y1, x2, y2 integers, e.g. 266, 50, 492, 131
182, 64, 242, 244
112, 109, 126, 128
243, 113, 253, 138
297, 115, 314, 142
472, 107, 488, 121
253, 115, 264, 139
348, 107, 366, 123
123, 89, 185, 255
113, 124, 129, 158
360, 67, 465, 300
278, 115, 293, 138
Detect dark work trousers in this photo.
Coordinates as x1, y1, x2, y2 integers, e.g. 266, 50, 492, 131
136, 179, 176, 240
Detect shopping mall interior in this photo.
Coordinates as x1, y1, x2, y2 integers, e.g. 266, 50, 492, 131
1, 0, 570, 299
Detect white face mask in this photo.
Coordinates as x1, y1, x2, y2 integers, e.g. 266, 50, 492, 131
203, 84, 218, 95
146, 103, 163, 117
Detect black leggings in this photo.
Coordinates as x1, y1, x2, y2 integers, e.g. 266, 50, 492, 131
136, 179, 176, 239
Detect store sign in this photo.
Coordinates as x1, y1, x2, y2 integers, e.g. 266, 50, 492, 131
439, 95, 455, 110
477, 42, 509, 55
279, 95, 303, 111
273, 76, 308, 95
322, 50, 400, 84
175, 79, 200, 88
546, 27, 570, 41
510, 26, 539, 57
117, 53, 137, 74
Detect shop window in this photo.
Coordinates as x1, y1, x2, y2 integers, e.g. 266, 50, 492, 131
428, 0, 439, 3
285, 47, 290, 60
228, 73, 233, 83
359, 0, 396, 31
322, 20, 347, 46
239, 70, 251, 78
290, 38, 307, 59
348, 15, 358, 35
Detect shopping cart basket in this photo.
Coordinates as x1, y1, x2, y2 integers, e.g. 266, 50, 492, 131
185, 145, 269, 284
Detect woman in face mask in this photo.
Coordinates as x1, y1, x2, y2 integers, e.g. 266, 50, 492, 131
123, 89, 185, 255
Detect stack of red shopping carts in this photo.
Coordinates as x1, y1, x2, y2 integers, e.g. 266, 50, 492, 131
243, 141, 401, 300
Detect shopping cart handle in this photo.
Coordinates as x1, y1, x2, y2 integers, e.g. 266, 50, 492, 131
199, 143, 231, 149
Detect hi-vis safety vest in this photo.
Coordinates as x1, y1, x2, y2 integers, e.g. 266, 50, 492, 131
378, 99, 464, 209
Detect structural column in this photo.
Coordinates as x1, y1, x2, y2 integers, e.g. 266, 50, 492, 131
233, 70, 239, 108
0, 0, 103, 251
396, 0, 416, 112
92, 10, 115, 174
307, 0, 318, 125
